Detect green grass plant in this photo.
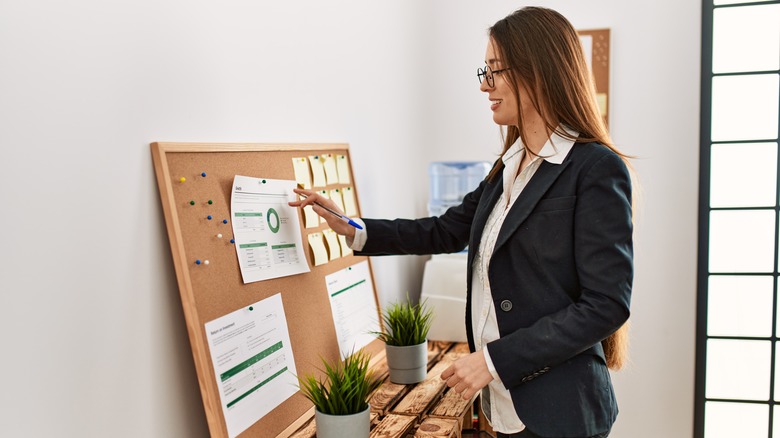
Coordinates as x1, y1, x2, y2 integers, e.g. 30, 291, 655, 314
374, 297, 434, 347
297, 349, 381, 416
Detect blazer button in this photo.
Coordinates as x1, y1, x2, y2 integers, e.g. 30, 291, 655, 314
500, 300, 513, 312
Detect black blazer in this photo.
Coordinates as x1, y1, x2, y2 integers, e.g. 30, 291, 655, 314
357, 142, 633, 437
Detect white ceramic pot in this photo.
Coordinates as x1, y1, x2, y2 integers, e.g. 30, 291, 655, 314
314, 405, 370, 438
385, 341, 428, 384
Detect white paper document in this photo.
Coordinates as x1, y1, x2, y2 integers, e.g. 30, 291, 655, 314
204, 294, 298, 438
231, 176, 310, 283
325, 260, 380, 358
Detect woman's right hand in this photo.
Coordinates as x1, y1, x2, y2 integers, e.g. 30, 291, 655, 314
288, 188, 357, 238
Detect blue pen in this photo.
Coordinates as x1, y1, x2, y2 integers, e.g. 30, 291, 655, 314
299, 194, 363, 230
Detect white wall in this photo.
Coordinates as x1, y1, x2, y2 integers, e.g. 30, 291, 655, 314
0, 1, 700, 437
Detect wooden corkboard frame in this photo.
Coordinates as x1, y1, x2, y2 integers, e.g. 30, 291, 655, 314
578, 28, 611, 127
151, 142, 384, 438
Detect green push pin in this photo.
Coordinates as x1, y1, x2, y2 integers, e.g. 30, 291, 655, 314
208, 200, 213, 205
189, 200, 195, 205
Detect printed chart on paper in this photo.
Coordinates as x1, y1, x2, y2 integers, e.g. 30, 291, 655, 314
204, 293, 297, 438
231, 175, 309, 283
325, 260, 380, 358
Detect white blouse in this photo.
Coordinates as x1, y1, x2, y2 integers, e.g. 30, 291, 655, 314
472, 126, 577, 433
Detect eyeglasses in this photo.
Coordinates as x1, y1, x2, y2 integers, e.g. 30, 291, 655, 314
477, 65, 511, 88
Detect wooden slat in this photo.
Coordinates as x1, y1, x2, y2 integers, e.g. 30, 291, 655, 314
390, 355, 459, 417
460, 402, 473, 431
370, 381, 410, 416
371, 353, 390, 382
428, 389, 476, 419
286, 415, 316, 438
427, 341, 452, 367
414, 417, 461, 438
369, 414, 417, 438
153, 142, 350, 153
448, 343, 471, 355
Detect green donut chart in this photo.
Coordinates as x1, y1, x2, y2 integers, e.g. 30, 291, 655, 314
267, 208, 280, 233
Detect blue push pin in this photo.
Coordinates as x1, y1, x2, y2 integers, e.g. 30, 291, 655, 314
230, 239, 235, 244
222, 219, 228, 224
207, 215, 213, 220
201, 172, 207, 177
195, 259, 202, 265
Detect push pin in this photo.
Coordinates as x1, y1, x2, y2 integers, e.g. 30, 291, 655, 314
189, 200, 195, 205
207, 215, 213, 220
248, 306, 254, 311
179, 177, 186, 183
195, 259, 202, 265
230, 239, 235, 244
201, 172, 207, 177
222, 219, 228, 224
217, 233, 223, 239
204, 260, 210, 265
208, 200, 213, 205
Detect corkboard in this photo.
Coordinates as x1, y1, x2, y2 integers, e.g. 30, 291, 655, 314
151, 142, 384, 438
578, 28, 611, 127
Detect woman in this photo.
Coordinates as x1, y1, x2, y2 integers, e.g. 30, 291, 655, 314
290, 6, 632, 438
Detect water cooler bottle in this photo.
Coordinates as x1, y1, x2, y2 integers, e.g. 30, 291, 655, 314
421, 161, 491, 342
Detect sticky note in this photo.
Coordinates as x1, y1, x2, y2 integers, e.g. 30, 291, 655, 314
303, 205, 319, 228
309, 155, 326, 188
338, 234, 352, 258
322, 154, 338, 185
337, 155, 351, 184
596, 93, 608, 117
292, 157, 312, 189
342, 187, 357, 217
308, 232, 328, 266
329, 189, 345, 213
318, 190, 330, 225
323, 229, 341, 261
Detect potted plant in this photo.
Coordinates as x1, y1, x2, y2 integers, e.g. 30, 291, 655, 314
297, 349, 381, 438
374, 297, 434, 384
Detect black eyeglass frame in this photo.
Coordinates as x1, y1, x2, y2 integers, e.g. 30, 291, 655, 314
477, 65, 511, 87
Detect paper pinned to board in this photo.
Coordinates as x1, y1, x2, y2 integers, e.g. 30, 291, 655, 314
308, 155, 326, 187
231, 176, 309, 283
325, 260, 380, 358
204, 293, 298, 438
337, 154, 352, 184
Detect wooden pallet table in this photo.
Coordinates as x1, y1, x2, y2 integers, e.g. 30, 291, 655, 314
286, 342, 487, 438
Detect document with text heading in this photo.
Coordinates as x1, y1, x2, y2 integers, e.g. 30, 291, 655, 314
231, 175, 309, 283
204, 294, 297, 438
325, 260, 380, 358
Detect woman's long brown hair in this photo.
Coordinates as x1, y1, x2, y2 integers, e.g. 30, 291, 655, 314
488, 7, 631, 370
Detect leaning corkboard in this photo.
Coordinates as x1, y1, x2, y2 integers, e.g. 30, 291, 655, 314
151, 142, 384, 438
578, 28, 611, 127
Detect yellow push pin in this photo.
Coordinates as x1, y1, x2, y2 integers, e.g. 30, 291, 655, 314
179, 177, 186, 183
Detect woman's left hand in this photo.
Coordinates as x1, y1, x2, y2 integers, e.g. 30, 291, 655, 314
440, 351, 494, 400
